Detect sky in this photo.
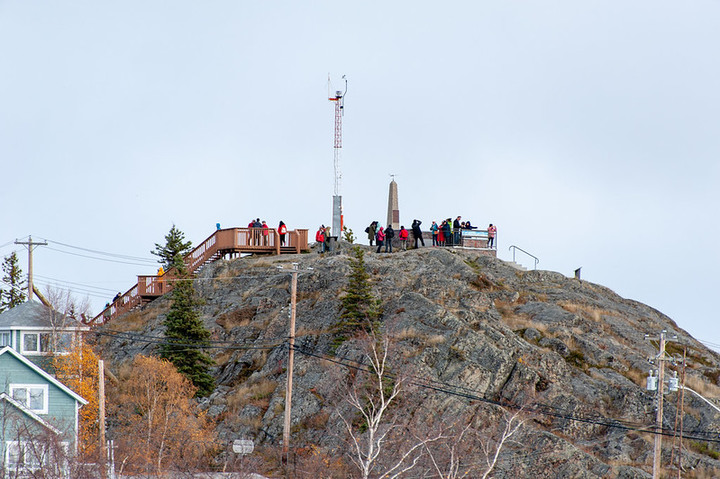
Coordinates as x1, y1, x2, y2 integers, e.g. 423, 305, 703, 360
0, 1, 718, 348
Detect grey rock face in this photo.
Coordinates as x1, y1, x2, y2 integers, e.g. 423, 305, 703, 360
98, 244, 720, 477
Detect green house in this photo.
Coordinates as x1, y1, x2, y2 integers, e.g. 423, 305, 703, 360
0, 301, 89, 371
0, 302, 89, 477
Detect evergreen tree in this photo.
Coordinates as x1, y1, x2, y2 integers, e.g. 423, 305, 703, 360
0, 252, 26, 313
151, 224, 193, 270
340, 246, 381, 333
159, 253, 214, 397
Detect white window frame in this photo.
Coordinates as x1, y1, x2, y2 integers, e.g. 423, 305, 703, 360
0, 330, 11, 348
9, 384, 49, 415
5, 440, 45, 473
20, 332, 40, 355
20, 331, 74, 355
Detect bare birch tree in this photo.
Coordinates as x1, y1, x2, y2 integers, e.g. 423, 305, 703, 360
339, 332, 441, 479
422, 407, 525, 479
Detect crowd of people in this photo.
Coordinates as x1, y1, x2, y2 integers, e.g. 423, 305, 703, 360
363, 216, 497, 253
246, 219, 289, 246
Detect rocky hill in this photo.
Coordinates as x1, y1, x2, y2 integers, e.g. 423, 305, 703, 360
96, 243, 720, 478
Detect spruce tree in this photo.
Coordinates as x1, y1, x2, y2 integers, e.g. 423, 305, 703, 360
159, 253, 214, 397
340, 246, 381, 333
0, 252, 26, 313
151, 224, 193, 270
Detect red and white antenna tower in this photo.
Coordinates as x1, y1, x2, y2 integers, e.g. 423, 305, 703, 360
328, 75, 347, 238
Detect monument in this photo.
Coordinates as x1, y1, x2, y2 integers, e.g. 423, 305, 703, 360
386, 178, 399, 230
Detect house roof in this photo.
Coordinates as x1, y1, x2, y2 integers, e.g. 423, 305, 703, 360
0, 300, 89, 331
0, 392, 61, 435
0, 346, 88, 406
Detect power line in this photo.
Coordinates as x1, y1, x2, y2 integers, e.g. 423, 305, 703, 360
43, 239, 156, 263
34, 274, 118, 294
45, 246, 155, 267
288, 343, 720, 443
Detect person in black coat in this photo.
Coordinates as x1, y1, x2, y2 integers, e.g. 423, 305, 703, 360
411, 220, 425, 248
384, 225, 395, 253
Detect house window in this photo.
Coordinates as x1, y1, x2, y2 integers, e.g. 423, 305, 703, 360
21, 332, 73, 355
6, 441, 44, 473
0, 331, 11, 347
22, 333, 39, 353
9, 385, 48, 415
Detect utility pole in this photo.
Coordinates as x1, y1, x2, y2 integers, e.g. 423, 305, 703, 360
645, 330, 677, 479
14, 236, 47, 302
277, 263, 312, 467
99, 359, 107, 479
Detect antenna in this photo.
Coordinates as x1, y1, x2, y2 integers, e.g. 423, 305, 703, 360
328, 75, 347, 239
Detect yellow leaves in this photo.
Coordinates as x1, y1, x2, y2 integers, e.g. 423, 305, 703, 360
52, 342, 100, 459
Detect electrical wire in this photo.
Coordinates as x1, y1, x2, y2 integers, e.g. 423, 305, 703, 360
86, 324, 720, 443
34, 274, 118, 294
287, 343, 720, 443
43, 238, 156, 263
45, 246, 156, 267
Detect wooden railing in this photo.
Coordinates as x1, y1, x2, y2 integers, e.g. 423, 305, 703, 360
90, 227, 309, 325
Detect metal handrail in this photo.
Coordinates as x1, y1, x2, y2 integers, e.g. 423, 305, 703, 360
508, 245, 539, 270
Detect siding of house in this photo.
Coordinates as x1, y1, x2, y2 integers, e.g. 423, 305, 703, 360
0, 353, 78, 442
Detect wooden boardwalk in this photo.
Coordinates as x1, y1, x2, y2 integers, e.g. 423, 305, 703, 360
90, 227, 309, 325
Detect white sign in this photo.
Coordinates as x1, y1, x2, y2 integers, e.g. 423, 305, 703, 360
233, 439, 254, 455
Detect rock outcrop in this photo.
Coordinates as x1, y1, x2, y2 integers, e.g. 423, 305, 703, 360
97, 243, 720, 477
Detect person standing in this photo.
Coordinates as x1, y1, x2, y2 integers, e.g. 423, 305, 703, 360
324, 225, 332, 252
375, 227, 385, 253
262, 220, 269, 245
278, 221, 287, 246
487, 223, 497, 249
430, 221, 439, 246
411, 219, 425, 248
316, 226, 326, 253
252, 218, 262, 245
384, 225, 395, 253
367, 221, 377, 246
442, 219, 452, 246
453, 216, 462, 246
398, 226, 409, 251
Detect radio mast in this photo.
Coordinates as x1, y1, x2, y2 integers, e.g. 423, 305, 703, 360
328, 75, 347, 239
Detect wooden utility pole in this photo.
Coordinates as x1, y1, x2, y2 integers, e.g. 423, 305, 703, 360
283, 264, 298, 462
277, 263, 312, 468
14, 236, 47, 301
647, 330, 677, 479
99, 359, 106, 479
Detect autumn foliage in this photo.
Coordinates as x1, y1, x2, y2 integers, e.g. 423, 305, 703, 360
52, 342, 101, 460
110, 355, 218, 476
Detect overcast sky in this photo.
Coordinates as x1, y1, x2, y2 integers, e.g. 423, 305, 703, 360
1, 1, 718, 348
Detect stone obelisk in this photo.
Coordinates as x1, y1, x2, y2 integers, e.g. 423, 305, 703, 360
386, 179, 399, 229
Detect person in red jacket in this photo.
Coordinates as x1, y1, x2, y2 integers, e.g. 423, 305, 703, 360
398, 226, 409, 251
262, 220, 269, 245
278, 221, 288, 246
375, 227, 385, 253
316, 226, 326, 253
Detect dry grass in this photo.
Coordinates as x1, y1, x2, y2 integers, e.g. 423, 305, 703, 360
227, 378, 278, 412
685, 375, 720, 398
557, 301, 614, 323
213, 349, 235, 366
393, 328, 447, 346
111, 309, 157, 332
251, 350, 269, 371
393, 328, 423, 341
296, 326, 334, 337
216, 307, 256, 329
302, 411, 330, 430
250, 260, 273, 268
498, 306, 550, 336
